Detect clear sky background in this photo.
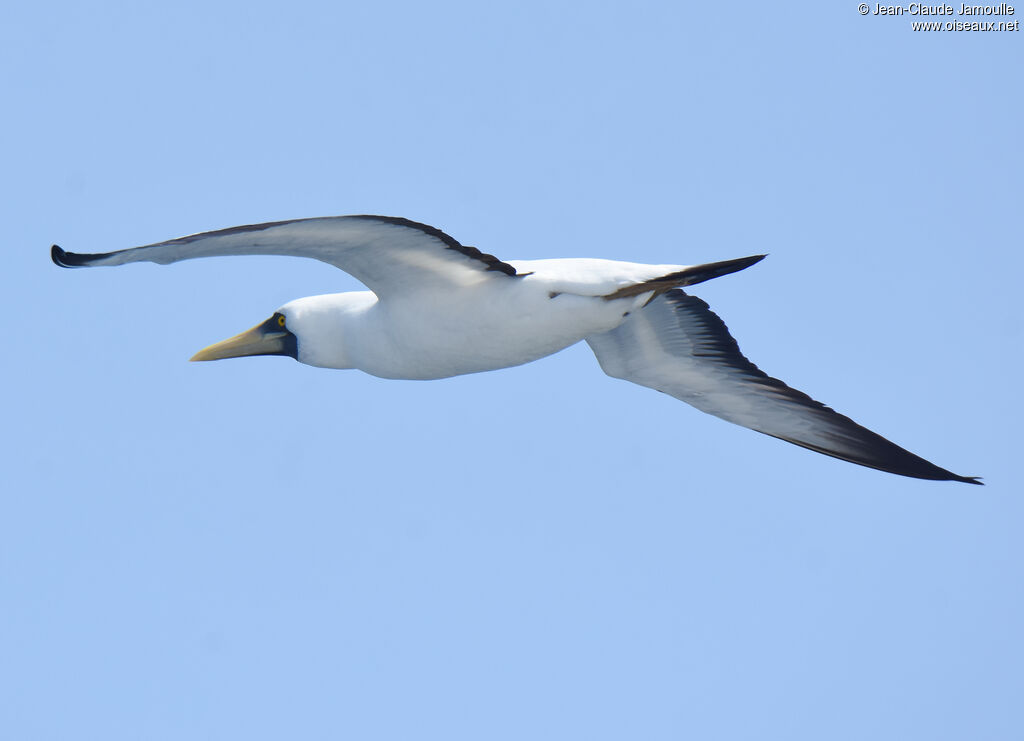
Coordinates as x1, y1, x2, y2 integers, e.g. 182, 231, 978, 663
3, 2, 1021, 739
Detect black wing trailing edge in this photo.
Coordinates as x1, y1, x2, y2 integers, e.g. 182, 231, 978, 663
50, 215, 523, 278
587, 289, 981, 485
673, 291, 981, 484
353, 216, 520, 277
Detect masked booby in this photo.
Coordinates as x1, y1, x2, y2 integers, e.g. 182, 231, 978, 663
51, 214, 980, 484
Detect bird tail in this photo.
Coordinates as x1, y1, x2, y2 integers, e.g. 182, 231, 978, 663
601, 254, 766, 301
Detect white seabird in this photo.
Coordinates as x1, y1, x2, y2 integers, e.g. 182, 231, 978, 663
52, 214, 980, 484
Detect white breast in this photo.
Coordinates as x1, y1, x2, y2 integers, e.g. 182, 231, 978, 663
286, 278, 637, 379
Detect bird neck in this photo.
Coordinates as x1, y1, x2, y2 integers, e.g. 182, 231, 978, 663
281, 292, 377, 370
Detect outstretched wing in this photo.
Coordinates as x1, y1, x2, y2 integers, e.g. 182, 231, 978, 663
51, 215, 521, 298
585, 289, 980, 484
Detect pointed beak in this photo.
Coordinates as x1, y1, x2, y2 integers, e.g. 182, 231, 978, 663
190, 315, 296, 362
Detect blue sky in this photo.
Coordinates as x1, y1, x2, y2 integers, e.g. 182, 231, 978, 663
3, 2, 1021, 739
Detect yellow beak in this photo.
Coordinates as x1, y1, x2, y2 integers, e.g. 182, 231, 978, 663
190, 315, 295, 362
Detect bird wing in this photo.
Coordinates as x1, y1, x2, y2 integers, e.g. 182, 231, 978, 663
585, 289, 980, 483
51, 215, 521, 297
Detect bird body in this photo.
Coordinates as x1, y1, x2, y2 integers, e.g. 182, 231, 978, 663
52, 214, 980, 484
286, 259, 677, 378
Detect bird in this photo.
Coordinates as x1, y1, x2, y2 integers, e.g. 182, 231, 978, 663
52, 214, 980, 484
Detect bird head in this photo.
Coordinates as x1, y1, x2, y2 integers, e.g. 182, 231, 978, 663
190, 310, 298, 362
187, 293, 368, 368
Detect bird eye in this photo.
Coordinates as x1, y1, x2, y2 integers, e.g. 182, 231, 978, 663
277, 314, 286, 328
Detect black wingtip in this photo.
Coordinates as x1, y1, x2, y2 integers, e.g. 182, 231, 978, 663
52, 244, 86, 268
52, 244, 108, 268
682, 254, 767, 287
738, 254, 768, 270
734, 254, 767, 272
956, 476, 984, 486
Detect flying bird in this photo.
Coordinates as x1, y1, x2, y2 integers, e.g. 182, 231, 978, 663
52, 214, 979, 484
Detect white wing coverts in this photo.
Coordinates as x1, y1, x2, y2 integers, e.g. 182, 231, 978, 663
51, 215, 521, 298
585, 289, 981, 483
